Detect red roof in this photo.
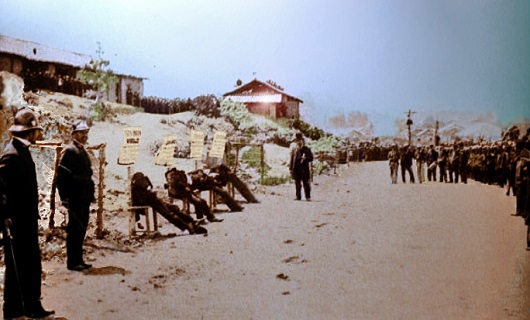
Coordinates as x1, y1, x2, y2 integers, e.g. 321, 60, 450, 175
223, 79, 303, 103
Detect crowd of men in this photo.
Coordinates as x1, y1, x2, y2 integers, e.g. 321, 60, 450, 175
386, 134, 530, 231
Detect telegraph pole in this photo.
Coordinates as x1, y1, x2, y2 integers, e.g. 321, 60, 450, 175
404, 109, 416, 145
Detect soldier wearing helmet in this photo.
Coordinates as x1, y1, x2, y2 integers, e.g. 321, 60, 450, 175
0, 109, 55, 319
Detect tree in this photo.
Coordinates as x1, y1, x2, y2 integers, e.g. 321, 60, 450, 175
76, 43, 118, 122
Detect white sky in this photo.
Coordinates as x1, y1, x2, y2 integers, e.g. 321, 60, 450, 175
1, 0, 529, 135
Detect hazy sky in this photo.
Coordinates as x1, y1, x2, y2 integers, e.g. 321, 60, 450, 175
1, 0, 529, 135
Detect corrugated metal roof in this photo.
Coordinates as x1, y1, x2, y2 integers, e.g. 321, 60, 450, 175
0, 34, 92, 67
225, 93, 282, 103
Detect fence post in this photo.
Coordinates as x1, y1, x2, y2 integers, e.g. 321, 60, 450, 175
260, 144, 264, 184
49, 145, 63, 229
96, 144, 106, 239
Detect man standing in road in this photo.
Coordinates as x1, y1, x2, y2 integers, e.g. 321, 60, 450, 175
0, 109, 55, 319
400, 145, 415, 183
290, 133, 314, 201
56, 120, 95, 272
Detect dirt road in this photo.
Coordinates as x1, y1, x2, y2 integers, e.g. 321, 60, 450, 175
41, 161, 530, 319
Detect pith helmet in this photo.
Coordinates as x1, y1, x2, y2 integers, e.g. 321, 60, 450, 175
72, 120, 90, 133
8, 109, 43, 132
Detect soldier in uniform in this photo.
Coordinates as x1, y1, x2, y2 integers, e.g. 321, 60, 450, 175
388, 145, 400, 184
400, 145, 415, 183
514, 140, 530, 218
0, 109, 55, 319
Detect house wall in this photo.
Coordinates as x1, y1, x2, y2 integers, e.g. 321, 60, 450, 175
248, 103, 274, 117
1, 53, 144, 105
246, 100, 300, 119
119, 76, 144, 106
285, 100, 299, 118
0, 54, 23, 76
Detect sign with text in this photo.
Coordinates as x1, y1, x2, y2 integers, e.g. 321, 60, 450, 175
155, 135, 177, 166
118, 126, 142, 165
209, 131, 227, 158
189, 129, 205, 159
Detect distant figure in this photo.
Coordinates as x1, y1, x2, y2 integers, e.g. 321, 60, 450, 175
459, 145, 469, 184
415, 146, 427, 184
438, 148, 449, 183
400, 145, 415, 183
514, 140, 530, 219
56, 120, 95, 272
290, 133, 314, 201
448, 144, 461, 183
427, 145, 439, 182
388, 145, 400, 184
0, 109, 55, 319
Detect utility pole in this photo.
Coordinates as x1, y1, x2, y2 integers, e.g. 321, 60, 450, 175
404, 109, 416, 145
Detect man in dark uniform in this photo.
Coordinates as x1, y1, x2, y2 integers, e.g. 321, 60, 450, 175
400, 145, 415, 183
290, 133, 314, 201
55, 120, 95, 272
427, 144, 439, 182
0, 109, 55, 319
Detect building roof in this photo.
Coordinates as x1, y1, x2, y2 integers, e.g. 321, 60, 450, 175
223, 79, 303, 103
0, 34, 92, 67
0, 34, 145, 79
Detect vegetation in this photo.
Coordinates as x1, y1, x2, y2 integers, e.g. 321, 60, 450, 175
141, 94, 221, 117
260, 175, 291, 186
289, 118, 325, 140
220, 99, 252, 130
75, 43, 118, 122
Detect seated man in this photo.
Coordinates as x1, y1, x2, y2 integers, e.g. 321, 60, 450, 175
188, 168, 244, 212
164, 168, 223, 222
209, 164, 259, 204
131, 172, 207, 234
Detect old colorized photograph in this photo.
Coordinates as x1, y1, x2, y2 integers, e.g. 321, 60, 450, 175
1, 0, 529, 319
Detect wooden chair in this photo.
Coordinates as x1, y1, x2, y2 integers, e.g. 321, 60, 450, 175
128, 205, 158, 236
127, 167, 158, 236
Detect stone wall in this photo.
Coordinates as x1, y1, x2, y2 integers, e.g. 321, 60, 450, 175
0, 71, 25, 149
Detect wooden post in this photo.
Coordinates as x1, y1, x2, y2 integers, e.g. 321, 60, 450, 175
48, 145, 63, 229
96, 144, 106, 239
260, 144, 264, 184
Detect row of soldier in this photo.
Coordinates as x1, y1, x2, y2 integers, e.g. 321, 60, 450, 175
388, 143, 471, 184
387, 136, 530, 242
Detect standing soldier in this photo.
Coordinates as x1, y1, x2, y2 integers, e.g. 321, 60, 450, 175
56, 120, 95, 271
415, 146, 427, 184
427, 144, 439, 182
0, 109, 55, 319
513, 140, 530, 218
400, 145, 415, 183
388, 145, 400, 184
460, 144, 470, 184
448, 144, 461, 183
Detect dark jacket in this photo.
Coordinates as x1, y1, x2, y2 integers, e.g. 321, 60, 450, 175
0, 138, 44, 313
290, 145, 314, 180
0, 138, 40, 222
56, 140, 95, 204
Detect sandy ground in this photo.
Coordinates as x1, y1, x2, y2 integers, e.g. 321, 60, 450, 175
35, 160, 530, 320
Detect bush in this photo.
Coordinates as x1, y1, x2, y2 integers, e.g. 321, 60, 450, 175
261, 175, 291, 186
220, 99, 251, 130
